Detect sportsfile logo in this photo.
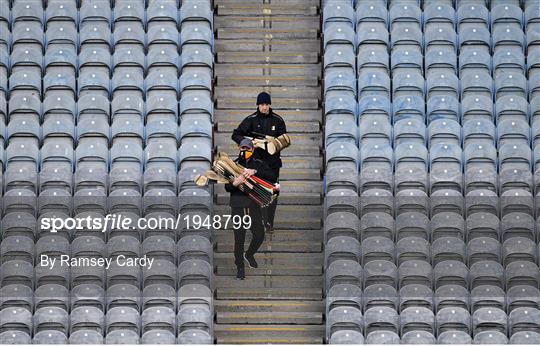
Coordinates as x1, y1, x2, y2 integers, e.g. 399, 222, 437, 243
40, 214, 182, 233
39, 213, 253, 233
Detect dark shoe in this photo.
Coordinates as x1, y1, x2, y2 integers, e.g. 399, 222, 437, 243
244, 253, 258, 268
236, 267, 245, 280
265, 222, 274, 235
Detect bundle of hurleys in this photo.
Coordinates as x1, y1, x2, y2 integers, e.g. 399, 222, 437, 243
194, 152, 280, 208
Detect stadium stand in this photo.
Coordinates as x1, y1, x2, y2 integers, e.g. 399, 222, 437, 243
4, 0, 540, 344
323, 0, 540, 344
0, 0, 214, 344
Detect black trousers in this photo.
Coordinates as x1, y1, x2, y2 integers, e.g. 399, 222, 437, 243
231, 206, 265, 269
265, 166, 280, 227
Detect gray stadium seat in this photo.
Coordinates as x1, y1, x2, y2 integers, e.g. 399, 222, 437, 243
177, 329, 212, 344
177, 259, 212, 288
69, 330, 104, 344
328, 329, 364, 344
142, 306, 176, 335
473, 331, 509, 344
363, 260, 397, 289
324, 212, 359, 241
105, 330, 140, 344
325, 236, 361, 265
326, 306, 363, 341
471, 285, 506, 313
399, 284, 433, 311
363, 306, 398, 335
511, 331, 540, 344
395, 212, 429, 241
326, 283, 362, 311
0, 330, 32, 344
33, 330, 68, 344
324, 2, 354, 27
363, 284, 398, 311
177, 304, 212, 334
434, 260, 468, 289
355, 1, 387, 25
432, 237, 466, 265
142, 330, 176, 344
361, 236, 394, 264
326, 259, 362, 289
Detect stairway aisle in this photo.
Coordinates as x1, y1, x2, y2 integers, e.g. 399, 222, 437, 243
211, 0, 325, 344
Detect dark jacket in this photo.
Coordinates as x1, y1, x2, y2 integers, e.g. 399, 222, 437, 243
231, 108, 287, 169
224, 154, 278, 208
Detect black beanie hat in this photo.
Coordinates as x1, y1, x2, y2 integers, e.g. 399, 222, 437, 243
256, 92, 271, 105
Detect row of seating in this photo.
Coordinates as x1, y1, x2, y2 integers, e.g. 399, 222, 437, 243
1, 329, 211, 344
327, 282, 540, 312
2, 58, 213, 95
325, 211, 540, 241
326, 96, 540, 119
0, 258, 212, 289
324, 0, 540, 28
330, 329, 540, 344
0, 0, 212, 25
326, 235, 540, 265
0, 302, 212, 343
325, 257, 540, 289
1, 234, 212, 264
327, 305, 540, 344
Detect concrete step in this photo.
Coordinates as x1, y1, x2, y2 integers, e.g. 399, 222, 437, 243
216, 311, 323, 324
216, 142, 320, 158
214, 0, 320, 5
282, 180, 323, 193
214, 132, 323, 148
215, 300, 325, 313
216, 264, 323, 276
217, 120, 320, 133
217, 51, 319, 64
215, 275, 324, 288
216, 192, 322, 208
214, 324, 325, 343
216, 28, 319, 40
216, 287, 323, 300
214, 87, 321, 100
216, 74, 319, 87
216, 38, 321, 52
215, 63, 322, 77
214, 229, 323, 242
279, 168, 321, 180
216, 240, 322, 253
208, 155, 323, 178
215, 109, 322, 123
215, 16, 321, 30
214, 204, 322, 218
217, 97, 319, 109
214, 139, 322, 157
283, 157, 324, 169
217, 336, 323, 344
216, 4, 319, 16
214, 252, 323, 265
214, 180, 323, 197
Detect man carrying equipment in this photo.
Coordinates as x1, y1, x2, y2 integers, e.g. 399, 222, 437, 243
225, 139, 278, 280
231, 92, 289, 233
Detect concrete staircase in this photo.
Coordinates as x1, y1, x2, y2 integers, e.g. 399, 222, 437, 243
212, 0, 325, 343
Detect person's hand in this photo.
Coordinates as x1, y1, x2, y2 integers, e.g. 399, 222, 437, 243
243, 168, 257, 178
233, 175, 246, 187
252, 138, 266, 147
